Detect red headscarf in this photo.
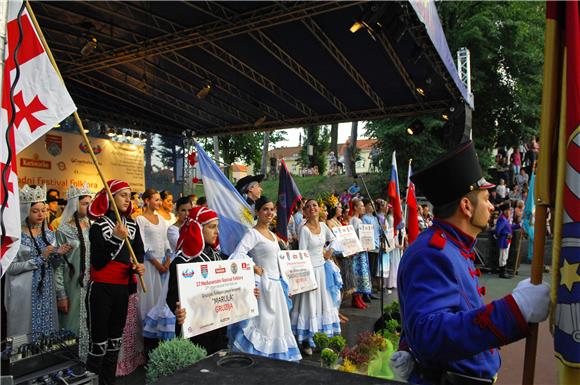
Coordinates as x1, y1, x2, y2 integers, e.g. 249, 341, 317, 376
176, 206, 219, 258
88, 180, 132, 218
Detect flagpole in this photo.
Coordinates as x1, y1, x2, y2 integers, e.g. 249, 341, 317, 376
24, 0, 146, 292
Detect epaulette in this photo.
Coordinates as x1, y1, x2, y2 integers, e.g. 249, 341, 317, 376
428, 229, 447, 250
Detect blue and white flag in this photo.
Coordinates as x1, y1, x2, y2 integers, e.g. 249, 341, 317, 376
195, 142, 253, 256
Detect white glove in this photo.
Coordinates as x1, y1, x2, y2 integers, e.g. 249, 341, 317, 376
390, 351, 415, 381
511, 278, 550, 323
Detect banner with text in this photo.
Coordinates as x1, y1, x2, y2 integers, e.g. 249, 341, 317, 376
16, 130, 144, 194
331, 225, 364, 257
278, 250, 317, 296
177, 259, 258, 339
359, 224, 376, 251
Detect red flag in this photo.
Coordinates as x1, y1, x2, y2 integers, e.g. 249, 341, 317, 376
406, 163, 419, 244
1, 0, 76, 275
387, 151, 403, 231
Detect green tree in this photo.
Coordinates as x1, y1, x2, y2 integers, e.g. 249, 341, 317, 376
299, 126, 330, 175
200, 131, 286, 175
437, 1, 545, 148
365, 117, 447, 187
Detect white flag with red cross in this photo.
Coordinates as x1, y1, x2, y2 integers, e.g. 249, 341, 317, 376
1, 0, 76, 275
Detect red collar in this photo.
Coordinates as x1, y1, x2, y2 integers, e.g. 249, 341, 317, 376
433, 219, 476, 251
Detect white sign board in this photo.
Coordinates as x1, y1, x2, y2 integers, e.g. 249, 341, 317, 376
331, 225, 364, 257
359, 224, 376, 251
177, 260, 258, 339
384, 229, 396, 253
277, 250, 318, 296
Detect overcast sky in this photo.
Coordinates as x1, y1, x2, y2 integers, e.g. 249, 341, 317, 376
273, 122, 369, 148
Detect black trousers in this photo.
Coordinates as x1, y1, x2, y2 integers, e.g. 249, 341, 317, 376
86, 282, 130, 385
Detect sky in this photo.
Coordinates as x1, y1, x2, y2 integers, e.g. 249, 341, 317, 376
273, 121, 369, 148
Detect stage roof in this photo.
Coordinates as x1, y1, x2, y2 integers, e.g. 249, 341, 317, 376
32, 1, 470, 137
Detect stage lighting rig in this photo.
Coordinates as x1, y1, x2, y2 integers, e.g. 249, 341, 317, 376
406, 119, 425, 136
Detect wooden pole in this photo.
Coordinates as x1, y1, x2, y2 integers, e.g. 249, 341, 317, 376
521, 202, 547, 385
24, 0, 146, 292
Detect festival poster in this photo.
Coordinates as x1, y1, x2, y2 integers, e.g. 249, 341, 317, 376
177, 260, 258, 339
331, 225, 364, 257
359, 224, 375, 251
16, 130, 145, 194
277, 250, 317, 296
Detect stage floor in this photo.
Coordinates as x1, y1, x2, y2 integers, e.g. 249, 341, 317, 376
117, 263, 557, 385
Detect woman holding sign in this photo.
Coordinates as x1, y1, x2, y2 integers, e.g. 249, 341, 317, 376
228, 197, 302, 361
291, 199, 341, 356
166, 206, 228, 354
349, 198, 372, 309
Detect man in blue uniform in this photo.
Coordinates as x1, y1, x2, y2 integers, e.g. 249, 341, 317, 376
390, 141, 550, 385
495, 202, 513, 279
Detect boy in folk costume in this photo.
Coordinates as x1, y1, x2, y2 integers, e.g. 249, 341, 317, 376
495, 202, 513, 279
86, 180, 145, 385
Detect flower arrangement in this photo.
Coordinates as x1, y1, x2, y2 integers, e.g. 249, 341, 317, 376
321, 348, 339, 368
313, 332, 330, 350
337, 332, 395, 380
146, 338, 207, 383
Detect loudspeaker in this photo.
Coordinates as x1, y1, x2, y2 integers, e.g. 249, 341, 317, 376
154, 351, 405, 385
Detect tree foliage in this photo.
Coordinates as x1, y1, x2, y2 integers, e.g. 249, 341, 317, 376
437, 1, 545, 147
199, 131, 286, 174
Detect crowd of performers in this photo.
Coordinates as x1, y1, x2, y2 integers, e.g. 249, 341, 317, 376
3, 174, 407, 385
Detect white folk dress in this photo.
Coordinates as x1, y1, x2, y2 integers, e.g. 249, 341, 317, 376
290, 223, 341, 347
135, 214, 170, 321
228, 228, 301, 361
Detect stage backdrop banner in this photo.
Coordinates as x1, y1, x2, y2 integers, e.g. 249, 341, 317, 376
359, 224, 376, 251
177, 259, 258, 339
331, 225, 364, 257
16, 130, 145, 194
278, 250, 317, 296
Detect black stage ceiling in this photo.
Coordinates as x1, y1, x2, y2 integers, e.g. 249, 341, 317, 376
32, 1, 467, 137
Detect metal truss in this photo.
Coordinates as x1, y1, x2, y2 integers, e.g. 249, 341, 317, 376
198, 41, 315, 116
189, 2, 349, 116
78, 106, 176, 135
401, 6, 462, 103
62, 2, 361, 76
67, 74, 198, 131
96, 67, 228, 127
34, 1, 288, 122
299, 16, 385, 110
375, 33, 422, 104
203, 100, 450, 136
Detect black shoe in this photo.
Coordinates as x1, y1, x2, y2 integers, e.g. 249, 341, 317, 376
498, 267, 512, 279
369, 294, 379, 300
362, 294, 371, 303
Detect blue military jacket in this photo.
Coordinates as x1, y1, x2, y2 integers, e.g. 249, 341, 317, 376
398, 220, 529, 385
495, 214, 513, 249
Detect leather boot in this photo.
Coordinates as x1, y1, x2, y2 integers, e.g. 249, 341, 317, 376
100, 338, 122, 385
362, 294, 372, 303
499, 266, 512, 279
86, 341, 107, 382
352, 294, 366, 309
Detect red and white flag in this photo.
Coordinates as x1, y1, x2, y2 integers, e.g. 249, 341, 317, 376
1, 0, 76, 275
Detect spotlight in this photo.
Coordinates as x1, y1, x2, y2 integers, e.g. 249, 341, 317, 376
406, 119, 425, 136
441, 113, 449, 121
416, 87, 425, 97
196, 83, 211, 99
416, 77, 432, 97
80, 36, 97, 57
254, 116, 266, 127
441, 105, 456, 121
350, 21, 364, 33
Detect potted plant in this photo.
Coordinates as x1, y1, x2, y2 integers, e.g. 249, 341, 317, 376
146, 338, 207, 383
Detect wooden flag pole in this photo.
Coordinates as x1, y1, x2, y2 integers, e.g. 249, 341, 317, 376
24, 0, 146, 292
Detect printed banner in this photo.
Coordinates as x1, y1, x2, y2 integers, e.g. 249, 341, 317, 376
359, 224, 375, 251
16, 130, 144, 194
277, 250, 317, 296
384, 229, 396, 253
177, 259, 258, 339
331, 225, 364, 257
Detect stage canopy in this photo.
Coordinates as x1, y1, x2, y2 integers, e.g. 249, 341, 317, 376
33, 1, 471, 137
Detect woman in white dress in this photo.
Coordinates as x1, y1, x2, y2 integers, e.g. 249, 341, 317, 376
228, 197, 301, 361
167, 197, 192, 252
157, 190, 176, 227
135, 189, 171, 322
291, 199, 341, 355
